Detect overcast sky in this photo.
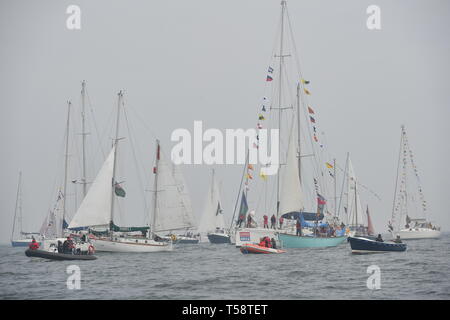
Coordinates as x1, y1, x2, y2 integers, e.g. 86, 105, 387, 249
1, 0, 449, 244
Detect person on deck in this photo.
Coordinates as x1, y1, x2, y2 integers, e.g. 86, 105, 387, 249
279, 217, 284, 229
375, 234, 383, 242
270, 215, 276, 229
263, 215, 269, 229
393, 235, 402, 243
296, 219, 302, 236
28, 238, 39, 250
246, 214, 253, 228
237, 214, 244, 228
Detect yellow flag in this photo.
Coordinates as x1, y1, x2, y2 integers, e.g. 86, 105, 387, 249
259, 171, 268, 181
304, 89, 311, 95
325, 162, 333, 169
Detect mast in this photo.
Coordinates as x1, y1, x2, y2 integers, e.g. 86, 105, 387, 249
110, 91, 122, 235
229, 150, 249, 230
354, 177, 358, 227
391, 127, 403, 231
62, 101, 71, 237
276, 0, 286, 217
296, 82, 301, 184
81, 80, 87, 198
333, 158, 337, 217
11, 171, 22, 242
152, 139, 160, 237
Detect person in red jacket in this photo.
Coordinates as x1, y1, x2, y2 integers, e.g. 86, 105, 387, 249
279, 217, 284, 229
28, 238, 39, 250
259, 237, 266, 247
263, 215, 269, 229
264, 236, 272, 248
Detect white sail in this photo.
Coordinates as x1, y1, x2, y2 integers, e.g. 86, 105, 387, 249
346, 158, 365, 226
153, 148, 195, 232
198, 170, 224, 233
68, 147, 115, 229
279, 122, 305, 215
172, 163, 196, 229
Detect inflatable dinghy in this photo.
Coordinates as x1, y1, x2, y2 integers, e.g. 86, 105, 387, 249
25, 249, 97, 261
240, 243, 286, 254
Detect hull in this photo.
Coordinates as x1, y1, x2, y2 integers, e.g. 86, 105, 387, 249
25, 249, 97, 260
240, 244, 286, 254
176, 237, 199, 244
234, 228, 278, 247
11, 239, 37, 247
397, 228, 441, 240
348, 236, 407, 254
92, 237, 173, 252
278, 233, 346, 248
207, 233, 231, 244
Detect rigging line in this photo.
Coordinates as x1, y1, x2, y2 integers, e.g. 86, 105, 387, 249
126, 103, 159, 142
123, 105, 150, 223
230, 151, 248, 230
85, 89, 106, 160
336, 153, 349, 220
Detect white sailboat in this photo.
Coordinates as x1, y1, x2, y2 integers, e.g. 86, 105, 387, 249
198, 169, 230, 244
154, 142, 199, 244
388, 125, 440, 240
69, 91, 172, 252
343, 155, 372, 237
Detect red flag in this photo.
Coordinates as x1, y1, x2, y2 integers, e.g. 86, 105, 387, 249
308, 106, 315, 114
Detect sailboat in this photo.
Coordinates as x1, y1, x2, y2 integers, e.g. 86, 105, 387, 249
388, 125, 440, 240
231, 1, 346, 249
153, 142, 199, 244
277, 121, 347, 248
342, 155, 375, 238
10, 172, 40, 247
198, 169, 230, 244
68, 91, 175, 252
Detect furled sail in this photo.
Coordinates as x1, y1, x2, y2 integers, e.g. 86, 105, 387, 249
279, 122, 305, 216
68, 147, 115, 229
153, 147, 196, 232
198, 170, 224, 233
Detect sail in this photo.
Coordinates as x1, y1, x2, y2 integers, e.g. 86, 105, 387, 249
367, 207, 375, 235
153, 148, 196, 232
198, 170, 224, 233
172, 162, 196, 229
68, 147, 115, 229
279, 122, 305, 216
346, 158, 365, 226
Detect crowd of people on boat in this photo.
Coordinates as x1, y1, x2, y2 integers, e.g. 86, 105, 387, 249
28, 234, 95, 255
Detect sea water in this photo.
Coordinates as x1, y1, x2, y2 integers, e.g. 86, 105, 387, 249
0, 233, 449, 299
